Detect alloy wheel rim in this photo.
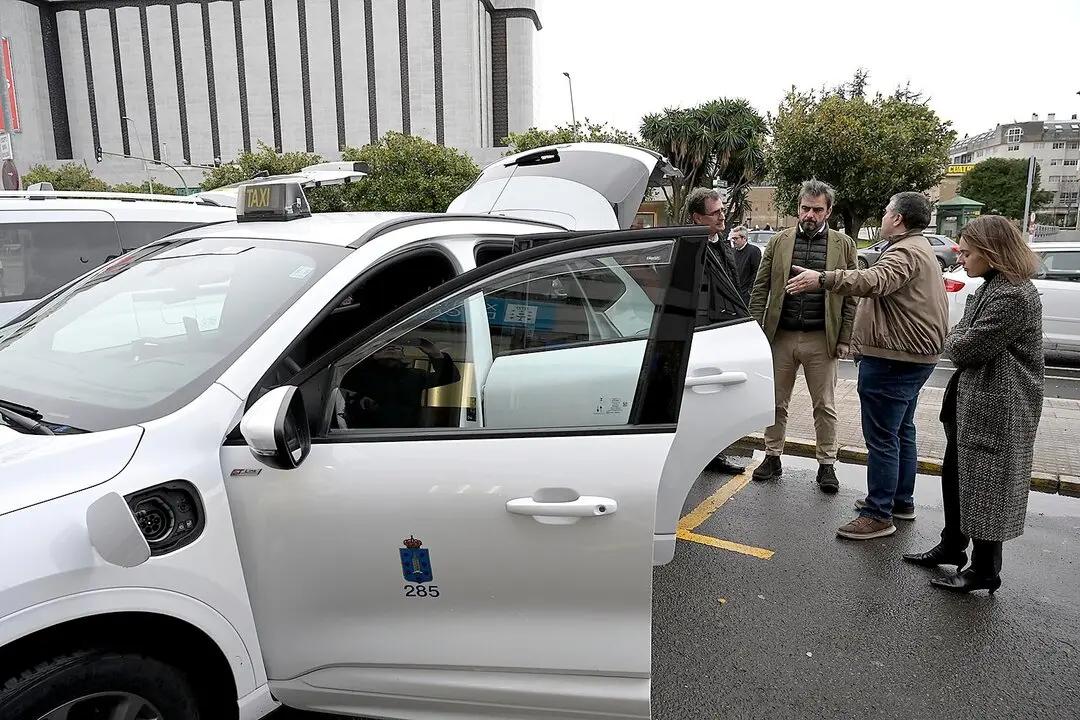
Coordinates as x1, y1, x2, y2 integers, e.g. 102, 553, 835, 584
37, 691, 163, 720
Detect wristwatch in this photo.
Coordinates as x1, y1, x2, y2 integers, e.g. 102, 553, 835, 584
818, 271, 826, 288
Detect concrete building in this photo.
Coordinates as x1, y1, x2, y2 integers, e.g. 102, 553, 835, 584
0, 0, 540, 190
950, 112, 1080, 227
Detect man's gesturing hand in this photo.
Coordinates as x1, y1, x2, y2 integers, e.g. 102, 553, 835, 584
786, 265, 823, 295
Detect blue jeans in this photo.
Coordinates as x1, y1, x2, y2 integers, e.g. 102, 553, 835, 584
857, 356, 936, 522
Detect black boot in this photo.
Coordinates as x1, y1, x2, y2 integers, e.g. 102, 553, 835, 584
816, 464, 839, 493
930, 539, 1003, 594
903, 543, 968, 569
707, 454, 746, 474
752, 454, 782, 481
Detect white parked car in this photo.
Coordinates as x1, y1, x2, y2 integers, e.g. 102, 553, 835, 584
0, 144, 773, 720
943, 241, 1080, 355
0, 190, 235, 326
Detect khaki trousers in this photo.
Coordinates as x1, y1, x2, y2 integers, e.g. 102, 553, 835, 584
764, 329, 838, 463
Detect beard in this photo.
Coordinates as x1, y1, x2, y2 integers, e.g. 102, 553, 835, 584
799, 219, 819, 234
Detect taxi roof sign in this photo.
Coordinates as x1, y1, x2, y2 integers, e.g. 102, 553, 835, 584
236, 181, 312, 222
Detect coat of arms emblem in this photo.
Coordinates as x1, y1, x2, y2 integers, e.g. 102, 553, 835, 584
399, 536, 433, 584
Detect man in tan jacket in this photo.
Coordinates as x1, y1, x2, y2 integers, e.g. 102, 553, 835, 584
787, 191, 948, 540
749, 179, 858, 493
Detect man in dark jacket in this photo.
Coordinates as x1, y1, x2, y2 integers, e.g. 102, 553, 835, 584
687, 187, 746, 475
730, 225, 762, 305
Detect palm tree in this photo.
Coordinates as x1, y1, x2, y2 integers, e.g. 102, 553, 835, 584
641, 99, 768, 225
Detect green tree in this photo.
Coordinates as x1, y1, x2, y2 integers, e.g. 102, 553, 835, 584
768, 70, 956, 241
200, 141, 324, 191
958, 157, 1053, 220
502, 119, 644, 155
339, 132, 480, 213
640, 99, 767, 224
22, 162, 110, 191
111, 181, 178, 196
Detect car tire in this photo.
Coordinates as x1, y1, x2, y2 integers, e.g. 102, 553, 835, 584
938, 257, 947, 271
857, 258, 868, 270
0, 650, 200, 720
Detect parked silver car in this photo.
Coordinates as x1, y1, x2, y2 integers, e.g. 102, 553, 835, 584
857, 233, 959, 271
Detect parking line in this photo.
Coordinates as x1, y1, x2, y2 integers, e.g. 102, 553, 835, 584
676, 459, 775, 560
678, 461, 759, 532
677, 529, 775, 560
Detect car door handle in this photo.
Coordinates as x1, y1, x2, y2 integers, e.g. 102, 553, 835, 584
506, 496, 617, 518
685, 371, 748, 387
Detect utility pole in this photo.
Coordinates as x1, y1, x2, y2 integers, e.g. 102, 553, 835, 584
1021, 154, 1036, 242
122, 116, 153, 193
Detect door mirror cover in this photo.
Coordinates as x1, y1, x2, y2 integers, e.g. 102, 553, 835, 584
240, 386, 312, 470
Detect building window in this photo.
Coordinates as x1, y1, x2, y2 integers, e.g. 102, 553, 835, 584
1007, 144, 1020, 151
1034, 142, 1045, 149
1065, 159, 1079, 167
1059, 192, 1079, 204
1051, 159, 1060, 165
1006, 127, 1022, 144
1053, 141, 1066, 149
1049, 176, 1062, 183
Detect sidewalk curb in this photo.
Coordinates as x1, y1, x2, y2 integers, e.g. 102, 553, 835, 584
731, 433, 1071, 497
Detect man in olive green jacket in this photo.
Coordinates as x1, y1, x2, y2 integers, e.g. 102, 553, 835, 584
787, 191, 948, 541
748, 179, 858, 493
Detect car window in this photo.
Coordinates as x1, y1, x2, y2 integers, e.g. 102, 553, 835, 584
1039, 250, 1080, 281
117, 221, 222, 251
0, 220, 123, 305
318, 241, 675, 435
0, 237, 348, 432
928, 236, 945, 245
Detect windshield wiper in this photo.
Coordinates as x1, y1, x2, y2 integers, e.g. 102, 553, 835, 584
0, 400, 55, 436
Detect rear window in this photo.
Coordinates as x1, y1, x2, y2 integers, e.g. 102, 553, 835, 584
117, 221, 221, 251
0, 221, 122, 305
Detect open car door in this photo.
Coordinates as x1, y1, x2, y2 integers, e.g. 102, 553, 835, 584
448, 143, 680, 230
223, 226, 772, 720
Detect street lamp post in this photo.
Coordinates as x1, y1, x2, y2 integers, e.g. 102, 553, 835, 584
122, 116, 153, 194
562, 72, 578, 140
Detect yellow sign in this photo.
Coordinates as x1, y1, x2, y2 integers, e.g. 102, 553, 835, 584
244, 186, 273, 208
947, 164, 975, 175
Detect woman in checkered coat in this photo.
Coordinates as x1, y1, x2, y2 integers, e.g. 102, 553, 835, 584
902, 215, 1044, 594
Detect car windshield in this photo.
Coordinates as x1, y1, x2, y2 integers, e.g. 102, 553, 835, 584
0, 236, 348, 432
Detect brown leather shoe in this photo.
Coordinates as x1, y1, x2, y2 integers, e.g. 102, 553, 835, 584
836, 515, 896, 540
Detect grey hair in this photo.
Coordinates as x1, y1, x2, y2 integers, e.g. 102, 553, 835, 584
685, 187, 721, 218
732, 225, 749, 236
798, 178, 836, 209
889, 191, 931, 231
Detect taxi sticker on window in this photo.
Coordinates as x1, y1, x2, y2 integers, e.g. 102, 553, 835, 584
400, 536, 440, 598
289, 265, 314, 280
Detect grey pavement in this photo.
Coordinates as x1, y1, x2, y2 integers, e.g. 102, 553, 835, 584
275, 456, 1080, 720
783, 373, 1080, 478
652, 455, 1080, 720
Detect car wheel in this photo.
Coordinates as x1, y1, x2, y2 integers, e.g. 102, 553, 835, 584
0, 650, 200, 720
938, 257, 947, 271
857, 258, 868, 270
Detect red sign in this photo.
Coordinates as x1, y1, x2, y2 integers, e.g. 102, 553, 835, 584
1, 37, 19, 132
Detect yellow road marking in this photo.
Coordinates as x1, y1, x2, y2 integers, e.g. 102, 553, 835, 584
678, 461, 760, 532
676, 459, 775, 560
677, 529, 776, 560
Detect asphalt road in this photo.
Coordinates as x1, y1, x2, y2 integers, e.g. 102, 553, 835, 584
837, 357, 1080, 400
273, 455, 1080, 720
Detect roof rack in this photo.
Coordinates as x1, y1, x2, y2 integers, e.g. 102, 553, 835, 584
0, 189, 225, 206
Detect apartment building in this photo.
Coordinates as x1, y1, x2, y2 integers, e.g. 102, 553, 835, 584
950, 112, 1080, 226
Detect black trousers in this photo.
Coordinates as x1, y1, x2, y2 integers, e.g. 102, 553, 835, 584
940, 420, 970, 551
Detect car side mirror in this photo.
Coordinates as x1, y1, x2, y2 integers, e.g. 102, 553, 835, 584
239, 386, 311, 470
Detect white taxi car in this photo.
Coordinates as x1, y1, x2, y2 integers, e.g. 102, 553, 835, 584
943, 240, 1080, 356
0, 144, 773, 720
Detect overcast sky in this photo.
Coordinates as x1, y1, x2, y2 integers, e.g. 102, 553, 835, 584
531, 0, 1080, 142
